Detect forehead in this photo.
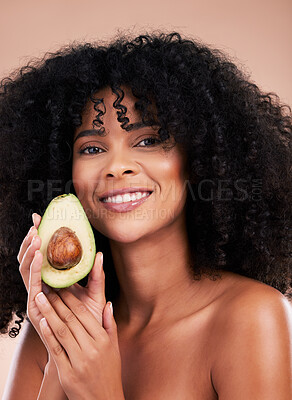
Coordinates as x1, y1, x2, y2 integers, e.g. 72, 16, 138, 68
73, 85, 160, 142
82, 85, 144, 120
73, 85, 189, 169
74, 85, 160, 138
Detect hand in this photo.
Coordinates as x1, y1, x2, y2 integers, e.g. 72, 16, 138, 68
17, 214, 51, 354
34, 276, 124, 400
17, 213, 42, 293
17, 213, 110, 377
18, 213, 107, 325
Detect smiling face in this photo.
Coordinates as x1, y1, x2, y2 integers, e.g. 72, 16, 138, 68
72, 86, 190, 244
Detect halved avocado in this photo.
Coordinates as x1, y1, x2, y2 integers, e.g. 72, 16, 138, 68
38, 193, 96, 288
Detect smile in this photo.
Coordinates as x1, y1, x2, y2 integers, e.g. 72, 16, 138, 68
100, 191, 153, 213
102, 191, 151, 203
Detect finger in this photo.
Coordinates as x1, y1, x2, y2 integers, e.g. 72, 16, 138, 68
86, 252, 106, 305
42, 288, 98, 350
27, 251, 45, 323
19, 234, 42, 291
35, 291, 81, 366
18, 212, 41, 264
28, 250, 43, 306
103, 302, 120, 354
58, 289, 106, 342
32, 213, 42, 228
17, 226, 38, 264
39, 317, 71, 373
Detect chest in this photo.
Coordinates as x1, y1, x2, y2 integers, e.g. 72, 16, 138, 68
118, 318, 218, 400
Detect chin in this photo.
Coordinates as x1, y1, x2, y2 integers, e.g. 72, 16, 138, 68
93, 219, 159, 244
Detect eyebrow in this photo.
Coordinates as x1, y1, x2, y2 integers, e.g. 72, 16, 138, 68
73, 129, 105, 143
73, 122, 159, 143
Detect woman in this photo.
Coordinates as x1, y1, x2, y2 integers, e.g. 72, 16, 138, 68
1, 32, 291, 399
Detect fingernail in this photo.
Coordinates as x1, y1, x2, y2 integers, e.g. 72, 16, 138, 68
36, 292, 47, 304
40, 317, 48, 329
35, 250, 41, 258
100, 252, 103, 266
109, 302, 113, 315
32, 213, 35, 224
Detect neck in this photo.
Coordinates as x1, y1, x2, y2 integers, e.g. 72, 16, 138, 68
109, 216, 199, 332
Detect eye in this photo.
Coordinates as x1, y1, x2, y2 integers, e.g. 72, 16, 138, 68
78, 136, 161, 155
136, 137, 161, 147
79, 145, 104, 155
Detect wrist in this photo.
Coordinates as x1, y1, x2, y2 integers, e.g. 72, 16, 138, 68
38, 361, 67, 400
44, 360, 59, 377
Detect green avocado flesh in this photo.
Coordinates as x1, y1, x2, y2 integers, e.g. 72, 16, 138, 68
38, 194, 96, 288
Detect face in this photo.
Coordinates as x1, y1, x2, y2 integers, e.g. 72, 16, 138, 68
72, 86, 189, 243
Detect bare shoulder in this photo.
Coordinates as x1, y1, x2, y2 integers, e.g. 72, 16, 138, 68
212, 272, 292, 342
216, 272, 292, 325
2, 319, 48, 399
20, 318, 48, 372
7, 318, 48, 374
209, 273, 292, 399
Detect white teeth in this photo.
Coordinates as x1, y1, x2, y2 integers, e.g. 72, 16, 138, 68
123, 193, 132, 202
103, 191, 150, 203
130, 193, 137, 201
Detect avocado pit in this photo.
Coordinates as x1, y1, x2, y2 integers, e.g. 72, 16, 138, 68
47, 227, 82, 270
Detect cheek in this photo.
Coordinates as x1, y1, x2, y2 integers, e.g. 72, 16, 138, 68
72, 161, 83, 192
156, 148, 187, 177
72, 161, 96, 201
159, 156, 188, 196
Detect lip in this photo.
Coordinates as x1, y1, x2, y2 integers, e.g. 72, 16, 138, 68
100, 192, 153, 213
99, 187, 153, 200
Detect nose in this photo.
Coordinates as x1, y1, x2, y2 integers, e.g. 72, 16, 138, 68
103, 153, 140, 179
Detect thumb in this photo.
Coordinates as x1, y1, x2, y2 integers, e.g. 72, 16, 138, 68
103, 302, 119, 353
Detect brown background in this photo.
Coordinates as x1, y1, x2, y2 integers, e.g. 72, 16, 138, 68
1, 0, 291, 396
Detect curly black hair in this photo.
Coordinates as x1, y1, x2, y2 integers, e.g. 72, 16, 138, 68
0, 31, 291, 338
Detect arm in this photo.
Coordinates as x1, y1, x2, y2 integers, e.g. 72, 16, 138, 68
37, 361, 68, 400
211, 287, 292, 400
2, 319, 67, 400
